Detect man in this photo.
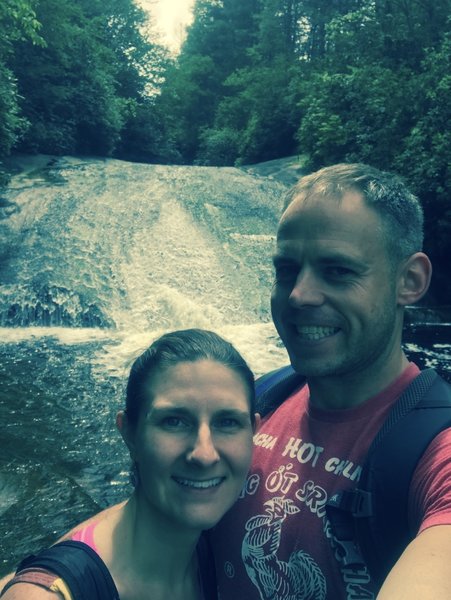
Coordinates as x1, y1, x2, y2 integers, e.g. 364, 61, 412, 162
211, 163, 451, 599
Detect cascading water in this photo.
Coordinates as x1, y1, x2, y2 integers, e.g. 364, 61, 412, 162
1, 159, 278, 331
0, 156, 449, 576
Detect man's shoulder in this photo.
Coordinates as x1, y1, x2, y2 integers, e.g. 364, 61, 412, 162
255, 365, 306, 417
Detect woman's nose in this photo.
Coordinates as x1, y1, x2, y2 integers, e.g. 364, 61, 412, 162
186, 424, 220, 466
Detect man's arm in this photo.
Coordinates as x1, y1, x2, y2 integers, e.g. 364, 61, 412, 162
376, 525, 451, 599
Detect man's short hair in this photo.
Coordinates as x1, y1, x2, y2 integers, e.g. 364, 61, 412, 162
284, 163, 424, 264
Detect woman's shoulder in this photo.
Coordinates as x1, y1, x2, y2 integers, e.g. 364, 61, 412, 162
1, 583, 64, 599
1, 572, 70, 599
1, 541, 120, 600
0, 502, 127, 600
59, 501, 126, 543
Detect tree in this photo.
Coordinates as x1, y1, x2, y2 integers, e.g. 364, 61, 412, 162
295, 65, 417, 170
394, 28, 451, 303
114, 96, 182, 164
9, 0, 124, 154
0, 0, 43, 159
3, 0, 169, 158
158, 0, 261, 163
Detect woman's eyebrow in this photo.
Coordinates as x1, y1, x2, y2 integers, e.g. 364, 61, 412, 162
146, 405, 192, 418
213, 408, 250, 419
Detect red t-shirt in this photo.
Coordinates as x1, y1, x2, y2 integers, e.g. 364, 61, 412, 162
211, 364, 451, 600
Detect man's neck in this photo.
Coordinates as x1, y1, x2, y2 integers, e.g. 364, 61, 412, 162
307, 353, 410, 410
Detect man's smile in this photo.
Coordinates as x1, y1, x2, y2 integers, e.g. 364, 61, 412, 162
295, 325, 340, 341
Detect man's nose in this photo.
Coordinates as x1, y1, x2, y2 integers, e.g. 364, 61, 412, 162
288, 269, 324, 307
186, 424, 220, 466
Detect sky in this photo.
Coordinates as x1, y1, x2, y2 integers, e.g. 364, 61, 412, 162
137, 0, 195, 53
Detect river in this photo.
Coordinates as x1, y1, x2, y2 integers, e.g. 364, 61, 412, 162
0, 155, 449, 576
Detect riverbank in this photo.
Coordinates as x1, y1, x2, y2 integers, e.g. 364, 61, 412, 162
2, 152, 307, 186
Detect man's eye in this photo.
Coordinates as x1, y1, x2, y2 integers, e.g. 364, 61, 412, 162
326, 266, 355, 278
274, 264, 297, 282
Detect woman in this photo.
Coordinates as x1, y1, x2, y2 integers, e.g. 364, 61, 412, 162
1, 328, 258, 600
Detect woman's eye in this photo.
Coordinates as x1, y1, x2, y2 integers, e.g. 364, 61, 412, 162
161, 416, 188, 429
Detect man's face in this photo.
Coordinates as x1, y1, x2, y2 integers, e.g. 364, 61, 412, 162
271, 191, 402, 380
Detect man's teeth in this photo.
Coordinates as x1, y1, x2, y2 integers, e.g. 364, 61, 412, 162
296, 326, 338, 340
175, 477, 223, 489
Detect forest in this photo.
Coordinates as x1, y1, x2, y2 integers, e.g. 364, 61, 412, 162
0, 0, 450, 303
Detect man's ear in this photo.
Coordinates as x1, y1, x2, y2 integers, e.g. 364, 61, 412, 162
397, 252, 432, 306
116, 410, 137, 459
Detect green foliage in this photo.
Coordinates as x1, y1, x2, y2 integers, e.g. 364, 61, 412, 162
114, 97, 182, 164
196, 127, 240, 166
222, 60, 298, 164
0, 0, 44, 49
0, 63, 29, 156
157, 54, 222, 162
296, 66, 416, 170
395, 31, 451, 206
394, 30, 451, 303
156, 0, 261, 163
0, 0, 44, 161
9, 0, 120, 154
0, 0, 169, 161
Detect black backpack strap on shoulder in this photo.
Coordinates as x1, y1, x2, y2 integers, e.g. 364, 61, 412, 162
358, 369, 451, 585
326, 369, 451, 588
16, 540, 120, 600
197, 532, 218, 600
255, 365, 306, 417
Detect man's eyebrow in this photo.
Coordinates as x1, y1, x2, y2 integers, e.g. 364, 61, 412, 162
272, 252, 366, 269
318, 253, 360, 263
318, 252, 367, 268
272, 254, 295, 265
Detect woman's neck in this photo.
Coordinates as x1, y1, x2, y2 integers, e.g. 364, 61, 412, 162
107, 494, 201, 600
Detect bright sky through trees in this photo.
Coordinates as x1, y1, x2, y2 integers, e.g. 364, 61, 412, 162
138, 0, 194, 52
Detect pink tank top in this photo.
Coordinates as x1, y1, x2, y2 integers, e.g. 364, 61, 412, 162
70, 521, 99, 552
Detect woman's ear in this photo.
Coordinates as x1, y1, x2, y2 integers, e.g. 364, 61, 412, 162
116, 410, 137, 459
397, 252, 432, 306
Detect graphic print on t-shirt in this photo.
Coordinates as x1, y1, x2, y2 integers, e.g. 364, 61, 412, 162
242, 495, 327, 599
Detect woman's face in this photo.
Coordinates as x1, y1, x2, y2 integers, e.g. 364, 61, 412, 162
122, 359, 256, 533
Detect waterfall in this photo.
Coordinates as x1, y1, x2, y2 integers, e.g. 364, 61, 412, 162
0, 156, 294, 379
1, 158, 284, 329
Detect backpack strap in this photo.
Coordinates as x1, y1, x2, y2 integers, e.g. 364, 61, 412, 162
326, 369, 451, 587
15, 541, 119, 600
255, 365, 305, 416
197, 532, 218, 600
